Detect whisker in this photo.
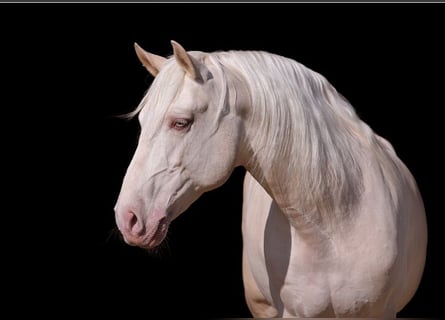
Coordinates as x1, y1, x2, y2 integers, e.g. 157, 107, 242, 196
102, 224, 172, 261
142, 232, 172, 259
105, 227, 124, 245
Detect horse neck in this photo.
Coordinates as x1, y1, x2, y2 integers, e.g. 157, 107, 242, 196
238, 77, 368, 240
243, 151, 329, 236
243, 141, 365, 247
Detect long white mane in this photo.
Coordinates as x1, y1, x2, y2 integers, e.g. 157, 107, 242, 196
212, 50, 401, 218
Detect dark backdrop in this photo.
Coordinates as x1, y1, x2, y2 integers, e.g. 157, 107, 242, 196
2, 3, 443, 318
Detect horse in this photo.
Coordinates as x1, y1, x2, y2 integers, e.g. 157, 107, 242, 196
114, 40, 427, 318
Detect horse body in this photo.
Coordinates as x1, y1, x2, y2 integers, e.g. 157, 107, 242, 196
114, 41, 427, 318
242, 141, 426, 317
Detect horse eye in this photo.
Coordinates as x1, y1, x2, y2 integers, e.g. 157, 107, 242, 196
172, 118, 191, 130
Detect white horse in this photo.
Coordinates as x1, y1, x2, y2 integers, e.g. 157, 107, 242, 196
114, 40, 427, 318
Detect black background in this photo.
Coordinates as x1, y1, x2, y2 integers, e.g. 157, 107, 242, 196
2, 3, 443, 318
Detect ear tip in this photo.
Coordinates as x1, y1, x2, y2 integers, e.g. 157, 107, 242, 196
170, 40, 182, 51
170, 41, 179, 56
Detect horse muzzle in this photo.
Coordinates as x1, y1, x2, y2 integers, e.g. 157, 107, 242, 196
116, 208, 170, 249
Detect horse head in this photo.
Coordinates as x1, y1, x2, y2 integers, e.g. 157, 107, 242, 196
114, 41, 249, 249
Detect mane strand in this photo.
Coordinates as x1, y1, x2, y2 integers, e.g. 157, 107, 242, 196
214, 50, 371, 218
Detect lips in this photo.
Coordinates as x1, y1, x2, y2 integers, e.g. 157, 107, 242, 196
143, 218, 170, 249
122, 217, 170, 249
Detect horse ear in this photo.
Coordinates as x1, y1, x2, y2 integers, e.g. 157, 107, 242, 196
134, 43, 167, 77
171, 40, 207, 83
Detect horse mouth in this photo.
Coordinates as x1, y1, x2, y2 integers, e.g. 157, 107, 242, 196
144, 218, 170, 249
123, 217, 170, 250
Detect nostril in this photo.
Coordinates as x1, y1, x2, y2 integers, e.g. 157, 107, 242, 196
128, 211, 138, 229
125, 211, 144, 236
